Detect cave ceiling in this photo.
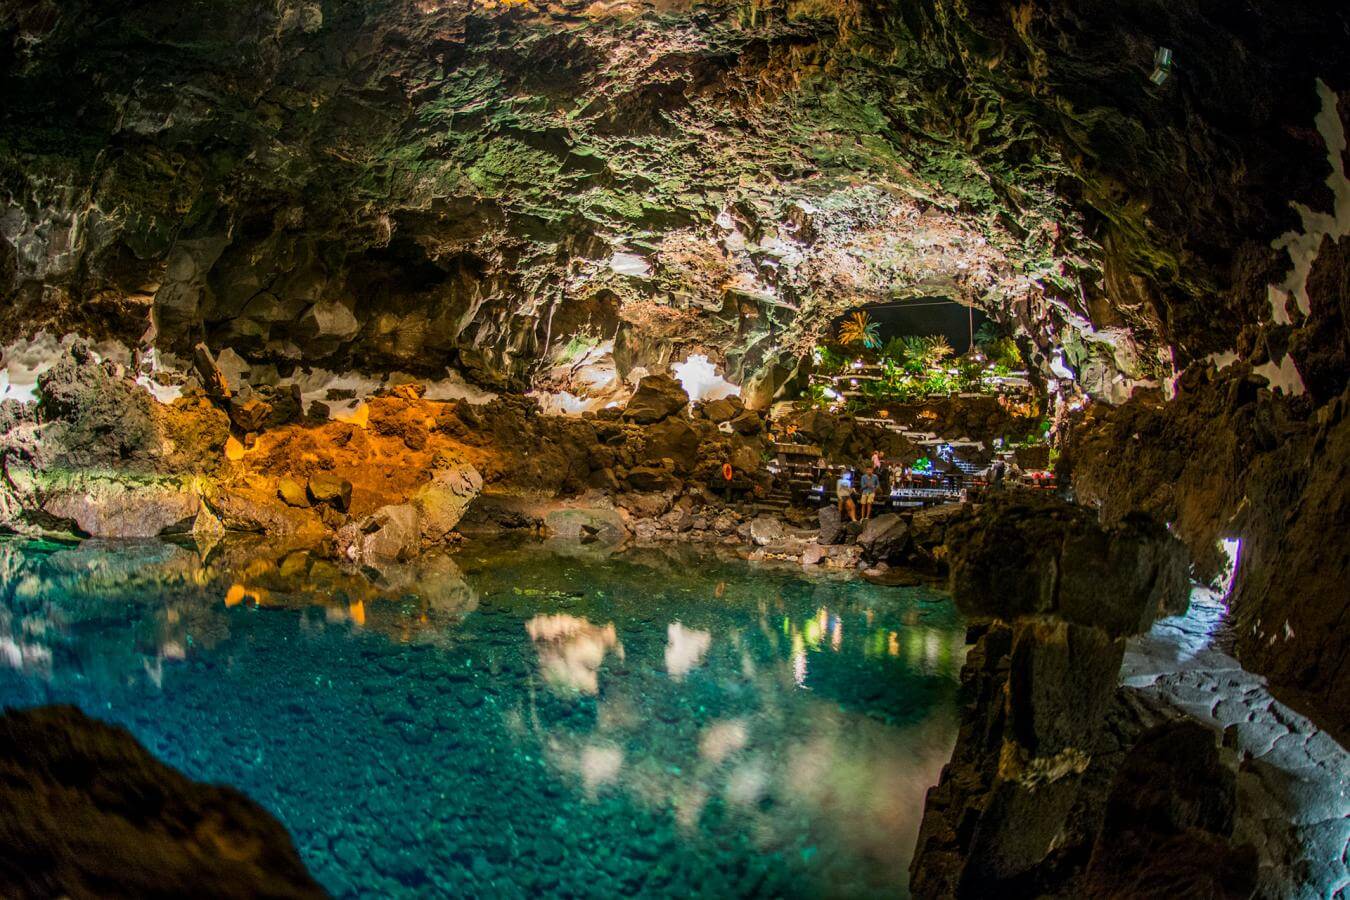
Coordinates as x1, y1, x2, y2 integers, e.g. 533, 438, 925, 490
1, 0, 1346, 397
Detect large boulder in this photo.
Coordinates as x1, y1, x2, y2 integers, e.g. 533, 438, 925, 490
945, 491, 1190, 637
0, 705, 324, 898
40, 476, 200, 538
625, 464, 678, 493
726, 408, 764, 436
700, 396, 742, 423
276, 477, 310, 508
855, 513, 910, 563
413, 461, 482, 544
912, 493, 1194, 897
818, 505, 847, 545
641, 417, 700, 473
1083, 721, 1256, 898
543, 507, 628, 544
306, 473, 352, 512
749, 515, 785, 547
340, 503, 421, 565
622, 374, 689, 424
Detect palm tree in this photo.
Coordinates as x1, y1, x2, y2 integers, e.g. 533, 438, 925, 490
837, 311, 881, 349
921, 335, 954, 365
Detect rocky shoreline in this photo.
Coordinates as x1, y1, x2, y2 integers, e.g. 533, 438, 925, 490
0, 343, 940, 572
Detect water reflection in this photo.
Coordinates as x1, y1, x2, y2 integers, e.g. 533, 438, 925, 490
0, 535, 965, 898
525, 614, 623, 695
664, 622, 712, 680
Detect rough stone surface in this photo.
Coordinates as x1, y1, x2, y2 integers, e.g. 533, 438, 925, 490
0, 705, 324, 898
412, 462, 482, 544
855, 513, 910, 563
700, 396, 742, 424
307, 473, 353, 512
911, 492, 1196, 897
748, 516, 784, 548
40, 476, 200, 538
341, 503, 421, 565
276, 477, 310, 508
622, 375, 689, 425
945, 492, 1190, 638
1067, 367, 1350, 736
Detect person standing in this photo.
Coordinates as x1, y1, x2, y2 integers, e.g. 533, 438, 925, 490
859, 465, 880, 520
836, 470, 857, 522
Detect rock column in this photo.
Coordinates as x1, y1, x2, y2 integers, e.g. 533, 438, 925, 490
910, 493, 1189, 898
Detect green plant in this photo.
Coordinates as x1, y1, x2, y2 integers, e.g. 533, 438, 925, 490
805, 383, 833, 408
985, 336, 1022, 370
880, 336, 908, 366
838, 311, 881, 349
974, 321, 1002, 347
897, 336, 927, 373
814, 344, 847, 375
920, 334, 955, 366
956, 356, 985, 391
920, 372, 955, 396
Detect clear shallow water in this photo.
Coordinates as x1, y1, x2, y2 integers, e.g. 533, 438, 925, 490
0, 536, 964, 898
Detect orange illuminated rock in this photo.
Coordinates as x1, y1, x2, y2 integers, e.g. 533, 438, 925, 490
306, 474, 352, 512
276, 477, 310, 508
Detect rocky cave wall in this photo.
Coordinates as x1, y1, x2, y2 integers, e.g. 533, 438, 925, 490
20, 0, 1345, 398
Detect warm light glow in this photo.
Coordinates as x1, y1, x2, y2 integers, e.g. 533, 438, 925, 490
336, 402, 370, 428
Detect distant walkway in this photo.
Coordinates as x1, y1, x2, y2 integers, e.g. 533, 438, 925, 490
1121, 589, 1350, 899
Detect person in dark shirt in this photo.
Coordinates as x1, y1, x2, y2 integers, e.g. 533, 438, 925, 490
859, 466, 880, 519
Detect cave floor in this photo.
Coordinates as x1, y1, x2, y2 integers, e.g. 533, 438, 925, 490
1121, 590, 1350, 899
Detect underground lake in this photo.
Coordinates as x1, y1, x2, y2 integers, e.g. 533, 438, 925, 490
0, 536, 965, 898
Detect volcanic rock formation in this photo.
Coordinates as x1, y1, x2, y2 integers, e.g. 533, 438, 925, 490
0, 704, 325, 899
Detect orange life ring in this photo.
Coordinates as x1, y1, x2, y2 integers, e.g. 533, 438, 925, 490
721, 463, 734, 481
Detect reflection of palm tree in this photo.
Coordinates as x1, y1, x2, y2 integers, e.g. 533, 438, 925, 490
838, 311, 881, 349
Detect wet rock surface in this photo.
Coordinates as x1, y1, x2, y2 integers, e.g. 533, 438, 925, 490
1120, 591, 1350, 900
910, 493, 1197, 898
1066, 366, 1350, 739
0, 704, 324, 899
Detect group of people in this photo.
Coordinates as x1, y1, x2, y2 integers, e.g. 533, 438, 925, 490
834, 451, 892, 522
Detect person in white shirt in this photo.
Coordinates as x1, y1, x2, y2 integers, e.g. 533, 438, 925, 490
835, 472, 857, 522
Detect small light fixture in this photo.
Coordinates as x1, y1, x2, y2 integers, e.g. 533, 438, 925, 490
1150, 47, 1173, 85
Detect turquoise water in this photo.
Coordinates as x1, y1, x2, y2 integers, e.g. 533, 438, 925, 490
0, 536, 964, 898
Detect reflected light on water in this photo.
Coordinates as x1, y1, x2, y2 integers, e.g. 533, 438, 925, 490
525, 613, 623, 695
699, 719, 748, 765
664, 621, 712, 680
0, 536, 964, 898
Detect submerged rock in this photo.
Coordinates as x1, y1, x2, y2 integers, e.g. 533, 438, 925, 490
0, 705, 324, 898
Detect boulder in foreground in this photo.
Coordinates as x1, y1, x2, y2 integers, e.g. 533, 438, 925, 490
0, 705, 324, 899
